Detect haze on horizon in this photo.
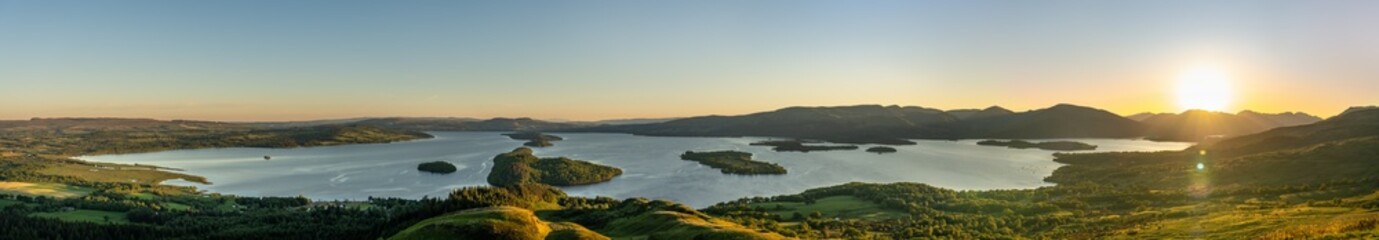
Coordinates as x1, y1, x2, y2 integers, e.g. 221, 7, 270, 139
2, 1, 1377, 121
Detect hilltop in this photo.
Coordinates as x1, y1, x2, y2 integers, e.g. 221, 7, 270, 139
945, 106, 1014, 119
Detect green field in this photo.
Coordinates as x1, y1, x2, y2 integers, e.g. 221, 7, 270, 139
748, 195, 906, 221
162, 202, 193, 211
0, 182, 94, 198
30, 209, 130, 224
0, 199, 21, 208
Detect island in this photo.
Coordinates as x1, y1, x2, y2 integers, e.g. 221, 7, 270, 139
976, 140, 1097, 151
749, 140, 859, 152
503, 132, 563, 147
680, 151, 787, 175
865, 146, 898, 154
487, 147, 622, 186
417, 161, 458, 174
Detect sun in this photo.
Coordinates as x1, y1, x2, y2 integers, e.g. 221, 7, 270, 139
1175, 67, 1234, 112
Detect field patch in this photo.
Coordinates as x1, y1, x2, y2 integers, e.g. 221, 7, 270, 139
0, 181, 93, 198
30, 209, 130, 224
748, 195, 906, 221
38, 162, 208, 185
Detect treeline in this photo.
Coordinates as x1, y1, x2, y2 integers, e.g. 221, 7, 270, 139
0, 124, 431, 156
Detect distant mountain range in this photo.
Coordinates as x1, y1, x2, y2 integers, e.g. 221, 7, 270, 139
1131, 110, 1322, 142
575, 104, 1148, 144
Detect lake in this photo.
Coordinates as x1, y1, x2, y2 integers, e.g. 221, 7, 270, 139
79, 132, 1192, 207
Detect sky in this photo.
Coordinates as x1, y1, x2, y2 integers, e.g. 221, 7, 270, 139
2, 1, 1376, 121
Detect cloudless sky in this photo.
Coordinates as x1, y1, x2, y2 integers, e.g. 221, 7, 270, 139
2, 0, 1376, 121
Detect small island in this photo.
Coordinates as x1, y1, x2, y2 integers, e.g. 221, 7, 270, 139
680, 151, 787, 175
417, 161, 458, 174
976, 140, 1097, 151
865, 146, 898, 154
487, 147, 622, 186
749, 140, 859, 152
503, 132, 563, 147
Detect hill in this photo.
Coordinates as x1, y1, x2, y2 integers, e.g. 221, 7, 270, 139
487, 148, 623, 187
575, 105, 956, 144
945, 106, 1014, 119
1125, 112, 1169, 121
389, 206, 555, 240
1205, 106, 1379, 156
1136, 110, 1320, 142
579, 104, 1146, 144
353, 117, 584, 131
942, 104, 1146, 139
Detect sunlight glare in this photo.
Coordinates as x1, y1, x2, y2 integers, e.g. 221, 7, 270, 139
1175, 67, 1234, 112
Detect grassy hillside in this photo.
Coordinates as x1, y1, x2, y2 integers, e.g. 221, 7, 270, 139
387, 184, 782, 240
389, 206, 554, 240
1205, 107, 1379, 156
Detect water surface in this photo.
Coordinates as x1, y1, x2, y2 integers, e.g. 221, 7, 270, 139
80, 132, 1191, 207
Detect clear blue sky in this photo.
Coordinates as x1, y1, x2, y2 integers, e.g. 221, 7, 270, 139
2, 1, 1376, 121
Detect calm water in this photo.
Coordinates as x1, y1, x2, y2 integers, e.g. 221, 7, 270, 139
79, 132, 1191, 207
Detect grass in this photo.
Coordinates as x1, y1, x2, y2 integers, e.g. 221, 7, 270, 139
0, 181, 94, 198
1105, 203, 1379, 239
545, 222, 609, 240
598, 210, 786, 240
748, 195, 907, 221
30, 209, 130, 224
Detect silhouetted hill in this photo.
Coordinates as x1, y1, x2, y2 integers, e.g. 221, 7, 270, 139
579, 117, 681, 125
1124, 112, 1169, 121
943, 104, 1146, 139
580, 104, 1146, 143
353, 117, 584, 131
1127, 110, 1319, 142
1236, 110, 1322, 126
945, 106, 1013, 119
1339, 106, 1378, 116
575, 105, 958, 144
1205, 106, 1379, 156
